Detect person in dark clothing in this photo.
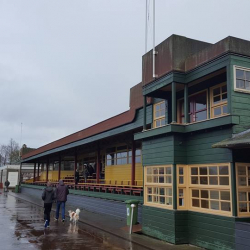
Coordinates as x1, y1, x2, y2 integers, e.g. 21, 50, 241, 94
87, 163, 93, 177
55, 179, 69, 222
83, 165, 89, 183
75, 169, 80, 185
4, 180, 10, 192
42, 182, 55, 228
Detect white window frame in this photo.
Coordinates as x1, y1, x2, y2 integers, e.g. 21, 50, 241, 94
234, 65, 250, 94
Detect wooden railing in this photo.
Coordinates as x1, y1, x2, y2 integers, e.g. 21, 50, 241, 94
26, 180, 143, 196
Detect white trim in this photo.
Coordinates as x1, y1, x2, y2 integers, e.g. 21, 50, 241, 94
234, 65, 250, 94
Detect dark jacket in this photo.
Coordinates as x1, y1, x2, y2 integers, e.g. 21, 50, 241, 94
42, 186, 55, 204
56, 180, 69, 202
75, 171, 80, 181
5, 180, 10, 187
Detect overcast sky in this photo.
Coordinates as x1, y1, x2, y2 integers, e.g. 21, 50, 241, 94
1, 0, 250, 148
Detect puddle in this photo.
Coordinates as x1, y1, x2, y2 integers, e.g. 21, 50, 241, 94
0, 194, 145, 250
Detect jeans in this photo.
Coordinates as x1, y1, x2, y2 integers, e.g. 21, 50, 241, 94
44, 203, 52, 223
56, 201, 66, 220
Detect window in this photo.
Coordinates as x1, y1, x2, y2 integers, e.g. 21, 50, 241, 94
106, 147, 116, 166
145, 166, 173, 208
234, 66, 250, 92
210, 83, 228, 118
153, 101, 165, 128
178, 91, 207, 124
236, 163, 250, 216
178, 165, 187, 209
189, 164, 231, 214
116, 145, 128, 165
106, 145, 141, 166
128, 149, 142, 164
190, 165, 229, 186
191, 189, 231, 212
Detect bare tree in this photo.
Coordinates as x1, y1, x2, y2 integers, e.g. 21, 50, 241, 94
0, 145, 9, 166
9, 139, 20, 164
0, 139, 20, 166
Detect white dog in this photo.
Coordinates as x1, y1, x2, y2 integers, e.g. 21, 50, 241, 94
68, 208, 80, 223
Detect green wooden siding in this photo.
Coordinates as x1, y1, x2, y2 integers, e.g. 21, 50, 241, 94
175, 210, 189, 244
230, 56, 250, 134
142, 205, 235, 249
142, 128, 232, 166
142, 135, 174, 166
186, 128, 233, 164
142, 205, 176, 244
188, 211, 235, 250
142, 206, 189, 244
173, 134, 186, 164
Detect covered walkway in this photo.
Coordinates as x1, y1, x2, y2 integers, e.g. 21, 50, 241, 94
21, 83, 148, 197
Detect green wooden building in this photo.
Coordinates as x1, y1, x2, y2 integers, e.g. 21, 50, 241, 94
21, 34, 250, 250
135, 34, 250, 250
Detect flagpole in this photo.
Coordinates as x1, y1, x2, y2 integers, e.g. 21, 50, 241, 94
152, 0, 157, 78
145, 0, 148, 54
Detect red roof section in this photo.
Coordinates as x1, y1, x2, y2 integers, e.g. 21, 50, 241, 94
22, 82, 144, 159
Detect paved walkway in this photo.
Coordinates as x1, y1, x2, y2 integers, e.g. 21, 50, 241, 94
2, 190, 201, 250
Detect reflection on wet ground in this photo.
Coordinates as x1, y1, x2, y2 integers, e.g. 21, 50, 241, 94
0, 193, 144, 250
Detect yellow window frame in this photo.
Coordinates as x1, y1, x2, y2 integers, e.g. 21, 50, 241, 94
144, 165, 173, 209
210, 82, 228, 118
153, 101, 165, 128
236, 162, 250, 217
188, 163, 232, 216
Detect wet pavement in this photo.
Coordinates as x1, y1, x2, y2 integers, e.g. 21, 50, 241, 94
0, 190, 201, 250
0, 192, 139, 250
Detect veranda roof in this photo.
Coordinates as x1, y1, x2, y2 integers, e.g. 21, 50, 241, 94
212, 129, 250, 149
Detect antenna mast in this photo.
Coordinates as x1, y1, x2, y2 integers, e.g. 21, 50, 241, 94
152, 0, 157, 78
145, 0, 148, 54
20, 122, 22, 148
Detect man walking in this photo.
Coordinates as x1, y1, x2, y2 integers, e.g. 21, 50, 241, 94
55, 179, 69, 222
4, 179, 10, 192
42, 181, 55, 228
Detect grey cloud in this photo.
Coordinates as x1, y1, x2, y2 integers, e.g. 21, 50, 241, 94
1, 0, 250, 148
